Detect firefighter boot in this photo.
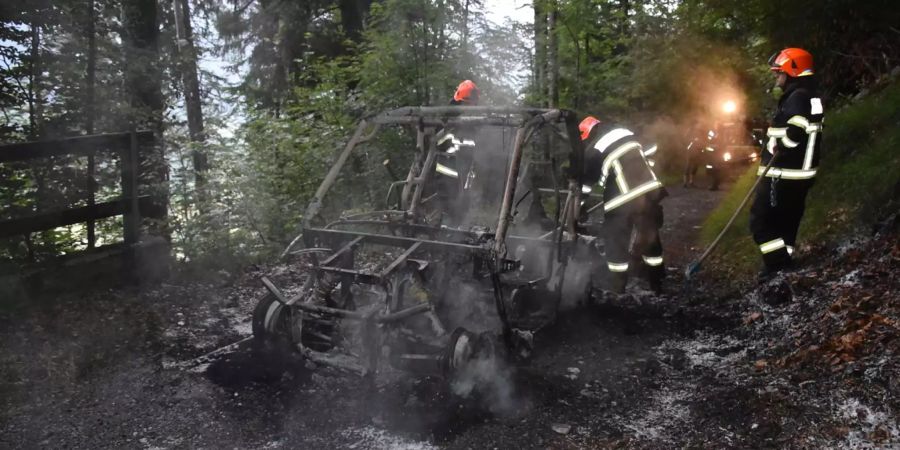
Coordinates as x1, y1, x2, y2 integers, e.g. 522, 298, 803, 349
709, 169, 720, 191
647, 265, 664, 295
607, 271, 628, 294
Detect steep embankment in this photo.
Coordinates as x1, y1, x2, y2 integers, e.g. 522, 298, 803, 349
699, 76, 900, 282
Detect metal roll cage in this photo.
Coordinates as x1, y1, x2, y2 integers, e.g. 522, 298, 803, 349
262, 106, 595, 377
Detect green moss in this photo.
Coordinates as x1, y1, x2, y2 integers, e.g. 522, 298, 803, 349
698, 79, 900, 280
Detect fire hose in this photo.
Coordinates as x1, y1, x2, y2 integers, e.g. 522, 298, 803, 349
684, 149, 780, 281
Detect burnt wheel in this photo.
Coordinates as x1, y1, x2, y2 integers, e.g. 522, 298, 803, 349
251, 293, 337, 353
252, 293, 289, 341
251, 293, 296, 359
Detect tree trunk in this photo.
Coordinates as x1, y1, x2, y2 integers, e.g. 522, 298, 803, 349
173, 0, 208, 206
86, 0, 98, 247
275, 15, 292, 116
122, 0, 164, 130
28, 9, 42, 140
462, 0, 470, 57
533, 0, 547, 106
619, 0, 630, 34
85, 0, 97, 135
614, 0, 629, 56
122, 0, 167, 240
547, 0, 559, 108
423, 15, 431, 104
576, 34, 588, 109
339, 0, 364, 43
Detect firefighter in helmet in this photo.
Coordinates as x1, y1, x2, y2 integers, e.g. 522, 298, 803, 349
579, 116, 666, 294
432, 80, 479, 224
703, 128, 723, 191
683, 122, 704, 187
750, 48, 823, 277
684, 124, 720, 190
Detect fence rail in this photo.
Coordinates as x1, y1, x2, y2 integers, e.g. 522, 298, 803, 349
0, 131, 154, 162
0, 130, 163, 249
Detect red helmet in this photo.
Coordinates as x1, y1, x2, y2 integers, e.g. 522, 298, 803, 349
579, 116, 601, 140
768, 48, 814, 77
453, 80, 479, 104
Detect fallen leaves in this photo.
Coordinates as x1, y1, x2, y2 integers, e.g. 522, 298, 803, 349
744, 312, 762, 325
766, 232, 899, 377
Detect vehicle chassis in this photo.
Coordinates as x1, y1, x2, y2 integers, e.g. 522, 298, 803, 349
254, 106, 599, 379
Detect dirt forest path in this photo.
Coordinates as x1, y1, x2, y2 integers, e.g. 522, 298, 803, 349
2, 178, 897, 449
659, 184, 729, 269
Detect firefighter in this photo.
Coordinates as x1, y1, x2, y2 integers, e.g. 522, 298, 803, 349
579, 116, 666, 294
683, 123, 704, 187
703, 128, 722, 191
750, 48, 823, 277
432, 80, 479, 223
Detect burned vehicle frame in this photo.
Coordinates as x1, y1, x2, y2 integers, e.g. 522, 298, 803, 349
253, 106, 602, 379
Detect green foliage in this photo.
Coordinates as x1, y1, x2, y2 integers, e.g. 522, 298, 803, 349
674, 0, 900, 99
0, 15, 30, 139
238, 55, 360, 245
359, 0, 520, 111
799, 79, 900, 239
551, 0, 768, 123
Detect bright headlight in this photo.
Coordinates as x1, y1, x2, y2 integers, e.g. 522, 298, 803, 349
723, 152, 732, 161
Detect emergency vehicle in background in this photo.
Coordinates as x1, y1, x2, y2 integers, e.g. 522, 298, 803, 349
713, 100, 763, 169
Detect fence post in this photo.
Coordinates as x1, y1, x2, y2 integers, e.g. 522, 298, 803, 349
87, 149, 96, 248
122, 129, 141, 244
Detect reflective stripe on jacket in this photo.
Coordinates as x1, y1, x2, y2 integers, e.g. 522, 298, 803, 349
434, 128, 476, 179
436, 129, 476, 155
583, 125, 662, 212
761, 84, 824, 180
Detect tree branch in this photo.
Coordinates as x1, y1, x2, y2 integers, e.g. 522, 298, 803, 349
0, 105, 12, 123
234, 0, 254, 15
1, 59, 32, 101
831, 50, 899, 62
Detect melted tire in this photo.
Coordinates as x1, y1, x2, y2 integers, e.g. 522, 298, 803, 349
250, 293, 297, 360
252, 293, 286, 341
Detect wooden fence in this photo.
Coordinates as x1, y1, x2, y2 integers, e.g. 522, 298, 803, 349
0, 130, 168, 291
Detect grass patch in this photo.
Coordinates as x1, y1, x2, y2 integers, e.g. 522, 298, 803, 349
698, 166, 760, 279
698, 78, 900, 281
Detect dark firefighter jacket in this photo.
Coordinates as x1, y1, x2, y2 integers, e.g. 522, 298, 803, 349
582, 124, 662, 212
434, 127, 477, 183
687, 130, 718, 165
761, 82, 824, 180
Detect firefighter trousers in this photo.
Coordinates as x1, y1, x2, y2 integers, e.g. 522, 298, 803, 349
603, 194, 665, 293
749, 176, 812, 272
683, 151, 700, 186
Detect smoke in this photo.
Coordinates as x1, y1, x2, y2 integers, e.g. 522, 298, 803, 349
558, 255, 595, 310
439, 280, 501, 333
451, 126, 517, 229
631, 55, 759, 176
449, 347, 528, 418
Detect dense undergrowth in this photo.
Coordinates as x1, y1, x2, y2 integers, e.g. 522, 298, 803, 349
699, 76, 900, 281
